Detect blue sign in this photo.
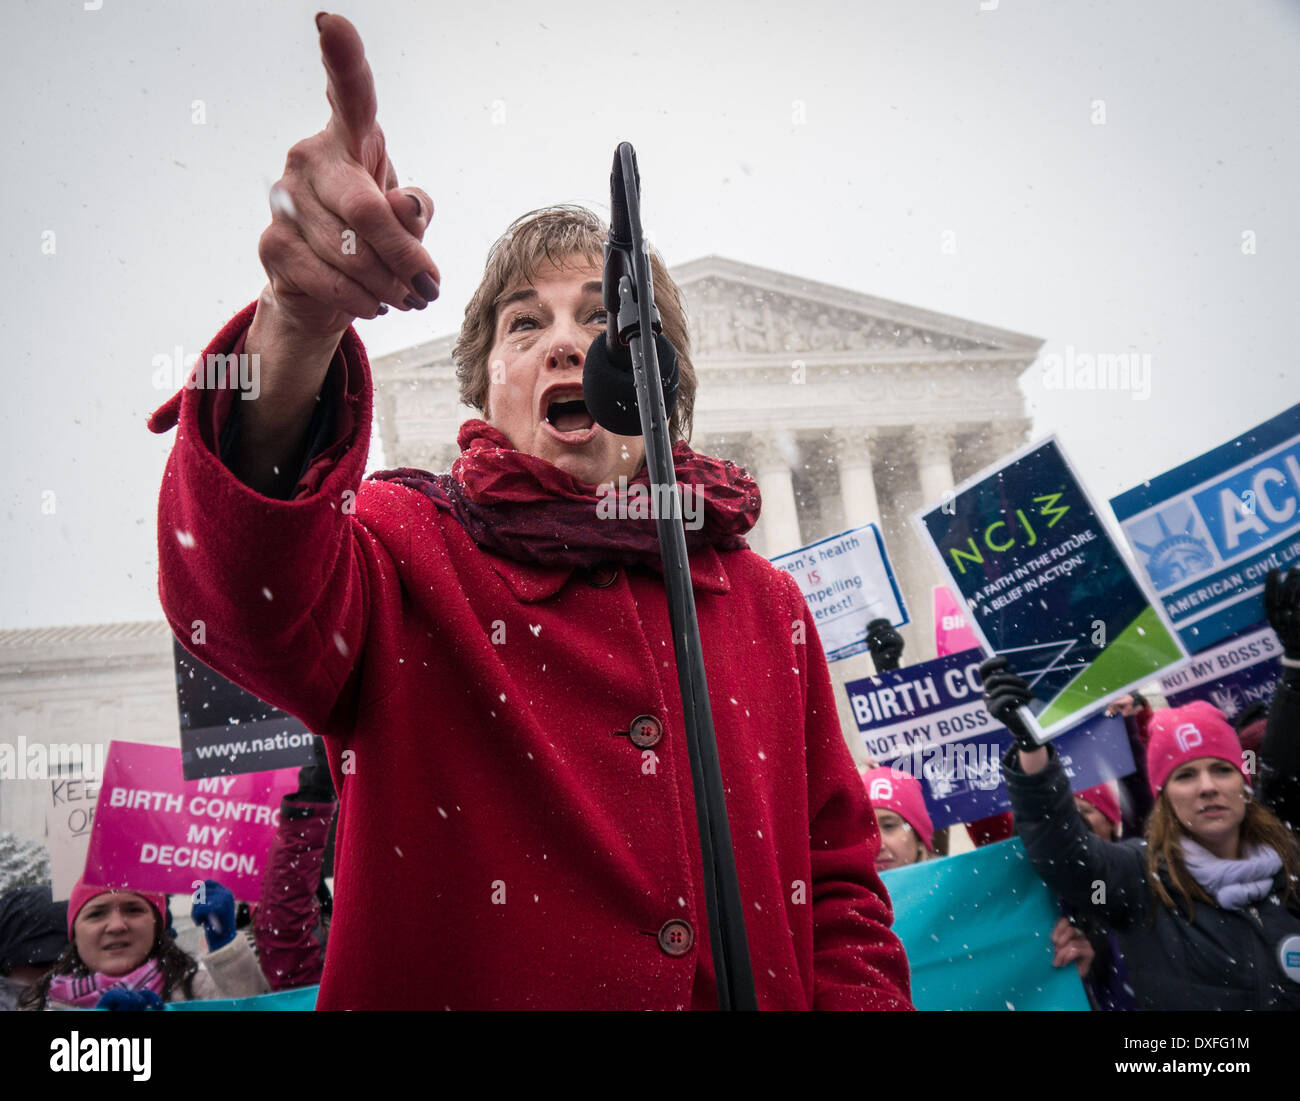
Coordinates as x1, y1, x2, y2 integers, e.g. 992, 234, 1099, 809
164, 985, 319, 1011
884, 839, 1089, 1011
1159, 624, 1281, 720
915, 437, 1186, 736
1110, 403, 1300, 653
846, 648, 1135, 829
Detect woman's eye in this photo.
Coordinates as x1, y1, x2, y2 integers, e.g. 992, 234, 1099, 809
587, 309, 608, 325
507, 314, 538, 332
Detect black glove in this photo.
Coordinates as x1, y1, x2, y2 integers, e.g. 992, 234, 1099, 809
1264, 567, 1300, 661
865, 618, 904, 672
96, 988, 163, 1011
290, 736, 336, 804
979, 655, 1041, 752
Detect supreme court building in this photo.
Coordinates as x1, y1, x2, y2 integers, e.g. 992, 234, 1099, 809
0, 258, 1039, 846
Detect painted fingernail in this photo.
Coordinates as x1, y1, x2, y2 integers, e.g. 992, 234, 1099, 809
315, 12, 328, 32
404, 294, 427, 311
412, 272, 440, 301
376, 304, 389, 316
409, 194, 422, 220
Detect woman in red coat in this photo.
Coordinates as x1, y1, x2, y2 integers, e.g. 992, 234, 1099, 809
149, 14, 911, 1011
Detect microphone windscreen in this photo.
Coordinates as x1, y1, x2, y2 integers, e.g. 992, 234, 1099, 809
584, 330, 679, 437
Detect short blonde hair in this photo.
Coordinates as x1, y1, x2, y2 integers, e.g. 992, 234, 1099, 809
452, 205, 697, 443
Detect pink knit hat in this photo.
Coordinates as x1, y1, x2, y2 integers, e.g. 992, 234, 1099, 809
1145, 701, 1249, 797
66, 879, 166, 939
861, 766, 934, 851
1075, 783, 1121, 829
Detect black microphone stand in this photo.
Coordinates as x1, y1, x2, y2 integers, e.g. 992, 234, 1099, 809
606, 142, 757, 1010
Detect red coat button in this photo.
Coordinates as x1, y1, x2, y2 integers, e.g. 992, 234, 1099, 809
657, 919, 694, 957
587, 565, 618, 588
628, 714, 663, 748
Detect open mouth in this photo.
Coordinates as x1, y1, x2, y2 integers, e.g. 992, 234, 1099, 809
541, 388, 597, 442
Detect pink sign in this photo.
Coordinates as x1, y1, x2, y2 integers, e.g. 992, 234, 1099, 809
84, 741, 297, 901
933, 585, 980, 657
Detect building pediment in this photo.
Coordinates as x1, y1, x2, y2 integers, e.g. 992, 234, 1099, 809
671, 256, 1039, 362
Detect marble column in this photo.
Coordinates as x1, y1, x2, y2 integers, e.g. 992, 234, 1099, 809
832, 427, 884, 531
913, 423, 956, 510
749, 432, 802, 556
983, 417, 1033, 466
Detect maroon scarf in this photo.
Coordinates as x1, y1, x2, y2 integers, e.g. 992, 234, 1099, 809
370, 420, 761, 569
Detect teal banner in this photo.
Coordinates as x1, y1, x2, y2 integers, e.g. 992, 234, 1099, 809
884, 839, 1088, 1011
164, 985, 319, 1012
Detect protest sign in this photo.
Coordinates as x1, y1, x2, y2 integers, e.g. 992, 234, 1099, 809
84, 741, 297, 901
165, 985, 319, 1012
1158, 624, 1281, 720
884, 838, 1089, 1011
933, 584, 979, 656
915, 436, 1186, 738
846, 648, 1135, 829
1110, 403, 1300, 653
173, 637, 317, 780
770, 523, 908, 662
46, 772, 100, 901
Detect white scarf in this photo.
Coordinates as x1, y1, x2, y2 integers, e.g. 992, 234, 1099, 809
1179, 838, 1282, 909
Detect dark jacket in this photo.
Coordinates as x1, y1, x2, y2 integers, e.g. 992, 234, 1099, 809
1004, 743, 1300, 1011
253, 799, 335, 991
1260, 666, 1300, 834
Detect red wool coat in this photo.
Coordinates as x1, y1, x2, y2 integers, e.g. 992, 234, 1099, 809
151, 304, 913, 1011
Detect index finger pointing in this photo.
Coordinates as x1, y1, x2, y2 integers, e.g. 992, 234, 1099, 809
317, 13, 378, 163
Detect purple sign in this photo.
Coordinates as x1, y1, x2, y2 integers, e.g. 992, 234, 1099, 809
846, 649, 1136, 830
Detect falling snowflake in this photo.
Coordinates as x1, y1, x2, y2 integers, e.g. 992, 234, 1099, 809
262, 587, 273, 601
175, 529, 196, 548
333, 632, 350, 657
437, 807, 448, 819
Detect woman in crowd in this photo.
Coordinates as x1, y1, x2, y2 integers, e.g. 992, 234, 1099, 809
21, 878, 267, 1009
861, 766, 935, 872
982, 565, 1300, 1010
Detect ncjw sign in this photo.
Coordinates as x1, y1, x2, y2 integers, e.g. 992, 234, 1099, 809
1111, 403, 1300, 653
846, 649, 1135, 829
915, 437, 1186, 739
770, 524, 908, 662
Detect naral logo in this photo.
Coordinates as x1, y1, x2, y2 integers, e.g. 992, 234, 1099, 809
1174, 723, 1204, 752
868, 778, 893, 801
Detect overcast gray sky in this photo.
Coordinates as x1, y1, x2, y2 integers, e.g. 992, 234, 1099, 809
2, 0, 1298, 629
